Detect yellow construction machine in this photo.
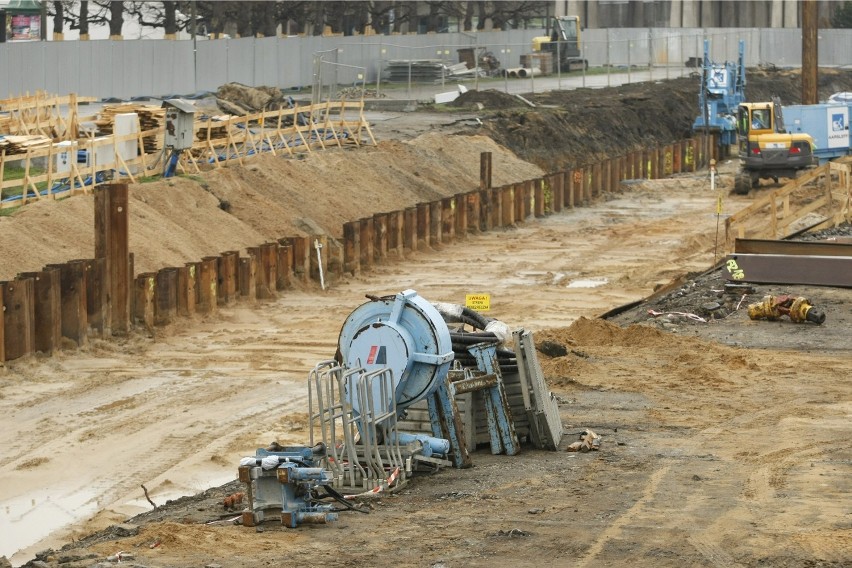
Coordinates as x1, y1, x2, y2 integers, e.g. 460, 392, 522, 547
531, 16, 588, 72
734, 98, 817, 194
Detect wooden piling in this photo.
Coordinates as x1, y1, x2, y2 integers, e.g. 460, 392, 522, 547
20, 268, 61, 354
465, 191, 480, 234
82, 258, 106, 337
276, 243, 293, 290
198, 257, 219, 314
2, 277, 35, 360
260, 242, 279, 296
673, 141, 682, 173
283, 237, 310, 284
429, 201, 442, 247
359, 218, 376, 270
0, 282, 4, 363
216, 251, 238, 305
455, 194, 468, 238
155, 267, 178, 326
501, 185, 514, 227
479, 189, 492, 231
134, 273, 156, 331
403, 207, 418, 253
441, 197, 455, 243
416, 203, 430, 249
343, 221, 361, 274
51, 261, 88, 346
534, 178, 545, 217
373, 214, 388, 261
239, 256, 257, 302
551, 173, 563, 213
94, 182, 129, 336
480, 151, 492, 190
177, 265, 195, 317
387, 210, 404, 256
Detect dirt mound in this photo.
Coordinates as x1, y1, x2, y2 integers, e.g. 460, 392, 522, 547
0, 134, 543, 279
450, 88, 524, 110
450, 68, 852, 171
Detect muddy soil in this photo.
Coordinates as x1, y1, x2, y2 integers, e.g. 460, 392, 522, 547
1, 70, 850, 567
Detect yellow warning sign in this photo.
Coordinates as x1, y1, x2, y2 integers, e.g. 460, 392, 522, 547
465, 293, 490, 312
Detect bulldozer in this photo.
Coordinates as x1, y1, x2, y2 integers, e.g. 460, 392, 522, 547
733, 98, 817, 194
531, 15, 588, 72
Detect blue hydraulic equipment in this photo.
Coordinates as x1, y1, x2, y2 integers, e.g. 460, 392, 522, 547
693, 39, 746, 153
238, 446, 340, 528
239, 290, 523, 528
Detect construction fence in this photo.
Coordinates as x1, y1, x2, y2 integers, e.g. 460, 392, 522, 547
1, 28, 850, 101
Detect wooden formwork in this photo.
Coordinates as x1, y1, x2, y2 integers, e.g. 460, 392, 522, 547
724, 158, 852, 253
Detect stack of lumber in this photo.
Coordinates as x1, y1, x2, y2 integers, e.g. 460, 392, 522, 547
0, 135, 52, 154
96, 104, 166, 153
196, 116, 231, 142
382, 59, 450, 82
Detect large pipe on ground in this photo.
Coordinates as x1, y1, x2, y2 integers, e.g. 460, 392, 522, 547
517, 67, 542, 78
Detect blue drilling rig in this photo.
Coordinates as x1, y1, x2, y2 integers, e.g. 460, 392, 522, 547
693, 39, 746, 155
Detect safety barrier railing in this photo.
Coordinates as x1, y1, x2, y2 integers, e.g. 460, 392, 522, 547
0, 99, 375, 209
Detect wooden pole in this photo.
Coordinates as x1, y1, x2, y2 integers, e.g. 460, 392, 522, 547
455, 194, 468, 238
534, 178, 545, 217
801, 0, 818, 105
502, 186, 515, 226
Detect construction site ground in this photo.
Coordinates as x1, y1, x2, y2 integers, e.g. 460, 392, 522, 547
1, 68, 851, 567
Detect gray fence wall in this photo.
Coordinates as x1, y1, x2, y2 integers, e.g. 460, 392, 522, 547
1, 28, 850, 100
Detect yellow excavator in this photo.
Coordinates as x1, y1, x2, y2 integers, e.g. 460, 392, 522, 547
531, 16, 588, 72
734, 98, 817, 194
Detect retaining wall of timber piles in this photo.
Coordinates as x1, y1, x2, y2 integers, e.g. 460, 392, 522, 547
0, 135, 716, 364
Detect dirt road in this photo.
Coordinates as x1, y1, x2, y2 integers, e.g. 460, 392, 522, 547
3, 158, 850, 566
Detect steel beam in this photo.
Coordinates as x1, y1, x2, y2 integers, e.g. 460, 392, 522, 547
724, 254, 852, 287
734, 239, 852, 257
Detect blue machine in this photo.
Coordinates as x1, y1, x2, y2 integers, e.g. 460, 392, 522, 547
693, 39, 746, 150
238, 446, 341, 528
337, 289, 455, 418
782, 100, 852, 164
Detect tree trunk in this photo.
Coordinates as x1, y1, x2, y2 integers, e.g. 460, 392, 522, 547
476, 1, 487, 30
163, 1, 177, 36
52, 1, 64, 38
80, 1, 90, 38
463, 1, 474, 31
108, 0, 124, 38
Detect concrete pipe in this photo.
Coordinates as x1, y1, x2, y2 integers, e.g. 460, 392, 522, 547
518, 67, 542, 78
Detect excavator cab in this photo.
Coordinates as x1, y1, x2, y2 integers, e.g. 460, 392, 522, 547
734, 100, 816, 194
531, 16, 588, 72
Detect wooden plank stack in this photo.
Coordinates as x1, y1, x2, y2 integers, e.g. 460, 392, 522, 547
96, 104, 166, 154
0, 134, 52, 155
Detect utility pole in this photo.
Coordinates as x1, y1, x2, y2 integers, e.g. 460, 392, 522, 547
801, 0, 818, 104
